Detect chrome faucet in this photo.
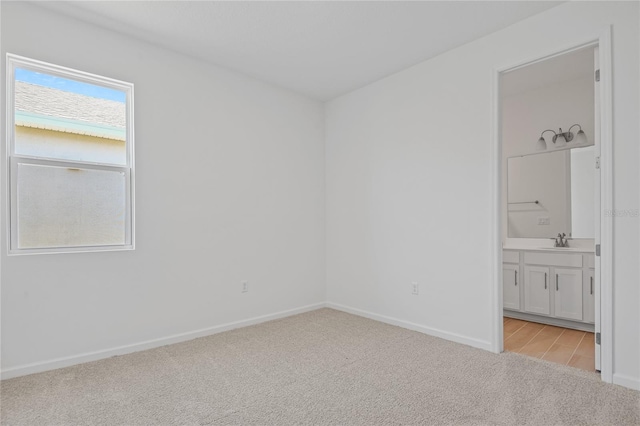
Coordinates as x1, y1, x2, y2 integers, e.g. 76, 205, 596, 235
554, 233, 569, 248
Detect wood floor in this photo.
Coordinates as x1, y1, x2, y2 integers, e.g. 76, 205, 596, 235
503, 317, 596, 372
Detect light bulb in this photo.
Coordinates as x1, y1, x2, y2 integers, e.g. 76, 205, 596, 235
536, 137, 547, 151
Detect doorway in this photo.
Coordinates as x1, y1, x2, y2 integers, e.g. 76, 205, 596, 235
491, 29, 613, 383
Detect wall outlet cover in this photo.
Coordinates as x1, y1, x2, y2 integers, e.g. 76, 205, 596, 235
538, 217, 551, 225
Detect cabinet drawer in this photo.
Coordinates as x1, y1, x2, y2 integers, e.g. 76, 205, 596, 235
524, 252, 582, 268
586, 254, 595, 269
503, 250, 519, 264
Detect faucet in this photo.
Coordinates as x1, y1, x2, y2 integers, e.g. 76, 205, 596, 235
554, 233, 569, 248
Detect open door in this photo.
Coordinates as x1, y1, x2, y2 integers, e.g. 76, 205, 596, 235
593, 46, 601, 371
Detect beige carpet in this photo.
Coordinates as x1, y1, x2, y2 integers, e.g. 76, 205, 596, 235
1, 308, 638, 425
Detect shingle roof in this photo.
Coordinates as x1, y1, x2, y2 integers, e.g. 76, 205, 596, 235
15, 81, 126, 141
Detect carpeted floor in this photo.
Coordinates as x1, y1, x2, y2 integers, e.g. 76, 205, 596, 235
1, 308, 638, 425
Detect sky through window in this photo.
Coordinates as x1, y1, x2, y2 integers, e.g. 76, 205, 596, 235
16, 68, 126, 103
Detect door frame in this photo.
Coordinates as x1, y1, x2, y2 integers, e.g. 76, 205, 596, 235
490, 26, 613, 383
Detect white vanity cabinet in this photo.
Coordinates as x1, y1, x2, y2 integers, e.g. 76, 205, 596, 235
503, 249, 595, 332
554, 268, 583, 321
503, 264, 520, 310
524, 265, 550, 315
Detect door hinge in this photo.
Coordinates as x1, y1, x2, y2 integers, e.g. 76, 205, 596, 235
595, 69, 600, 82
595, 156, 600, 169
596, 332, 601, 345
596, 244, 601, 257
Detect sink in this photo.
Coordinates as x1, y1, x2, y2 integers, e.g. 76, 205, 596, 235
503, 245, 595, 253
535, 247, 593, 253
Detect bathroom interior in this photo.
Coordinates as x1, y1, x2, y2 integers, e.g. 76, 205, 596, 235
501, 46, 599, 373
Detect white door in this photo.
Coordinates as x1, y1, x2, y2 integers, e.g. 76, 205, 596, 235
584, 269, 596, 323
554, 268, 583, 321
503, 264, 520, 310
524, 265, 550, 315
593, 46, 601, 371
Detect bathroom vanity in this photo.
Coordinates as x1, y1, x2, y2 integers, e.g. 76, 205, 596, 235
503, 247, 595, 331
503, 139, 597, 332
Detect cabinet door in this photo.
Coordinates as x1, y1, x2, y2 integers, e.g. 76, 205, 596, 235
503, 264, 520, 310
554, 268, 583, 321
584, 269, 595, 324
524, 266, 550, 315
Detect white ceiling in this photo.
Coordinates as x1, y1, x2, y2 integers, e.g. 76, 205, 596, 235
39, 1, 563, 101
501, 46, 596, 97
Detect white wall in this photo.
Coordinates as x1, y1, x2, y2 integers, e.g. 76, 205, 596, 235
326, 0, 639, 389
1, 2, 326, 376
502, 77, 595, 240
16, 127, 126, 166
2, 0, 638, 392
571, 146, 596, 239
507, 150, 570, 239
502, 77, 595, 159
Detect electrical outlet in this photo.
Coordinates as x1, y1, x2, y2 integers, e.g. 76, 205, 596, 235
411, 282, 419, 295
241, 281, 249, 293
538, 217, 550, 225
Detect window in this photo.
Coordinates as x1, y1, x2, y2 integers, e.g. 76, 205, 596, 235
7, 54, 134, 254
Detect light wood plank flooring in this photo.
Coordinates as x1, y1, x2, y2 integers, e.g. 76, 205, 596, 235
503, 317, 596, 372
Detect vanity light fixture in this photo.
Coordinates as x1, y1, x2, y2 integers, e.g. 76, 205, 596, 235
536, 124, 586, 151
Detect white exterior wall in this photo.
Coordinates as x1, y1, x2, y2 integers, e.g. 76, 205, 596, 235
15, 126, 126, 165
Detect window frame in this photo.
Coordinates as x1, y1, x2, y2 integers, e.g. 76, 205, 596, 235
6, 54, 135, 255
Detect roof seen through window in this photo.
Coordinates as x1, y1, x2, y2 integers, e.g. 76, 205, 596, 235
15, 68, 126, 103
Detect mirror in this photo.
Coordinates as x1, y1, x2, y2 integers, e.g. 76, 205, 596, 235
507, 145, 595, 239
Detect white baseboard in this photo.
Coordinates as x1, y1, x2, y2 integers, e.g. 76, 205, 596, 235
7, 300, 636, 391
326, 302, 493, 352
327, 303, 640, 392
613, 373, 640, 391
1, 302, 326, 380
